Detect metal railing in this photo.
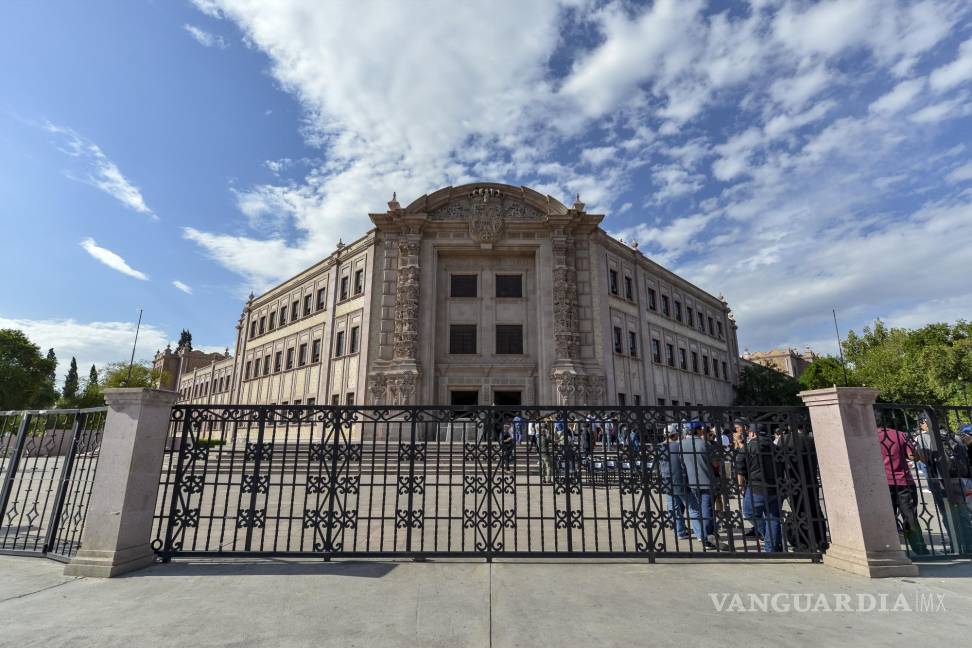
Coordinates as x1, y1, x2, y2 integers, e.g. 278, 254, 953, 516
0, 408, 106, 561
874, 403, 972, 560
153, 404, 828, 561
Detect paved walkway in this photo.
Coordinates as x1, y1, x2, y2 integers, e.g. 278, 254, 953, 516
1, 555, 970, 647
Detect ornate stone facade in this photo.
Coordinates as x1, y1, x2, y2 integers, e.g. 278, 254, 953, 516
175, 182, 742, 409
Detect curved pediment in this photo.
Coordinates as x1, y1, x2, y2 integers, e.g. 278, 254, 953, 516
404, 183, 570, 220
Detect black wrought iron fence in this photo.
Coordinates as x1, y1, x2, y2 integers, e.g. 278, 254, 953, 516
153, 404, 828, 561
874, 403, 972, 559
0, 408, 106, 560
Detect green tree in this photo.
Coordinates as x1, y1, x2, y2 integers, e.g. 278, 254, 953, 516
77, 365, 103, 408
101, 361, 164, 389
62, 356, 80, 404
734, 363, 802, 406
843, 319, 972, 405
799, 356, 858, 391
0, 329, 59, 409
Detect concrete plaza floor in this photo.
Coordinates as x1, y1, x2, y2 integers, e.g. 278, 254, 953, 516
1, 555, 970, 647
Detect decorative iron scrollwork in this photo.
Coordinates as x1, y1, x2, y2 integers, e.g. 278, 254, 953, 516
236, 509, 266, 528
396, 509, 424, 528
241, 473, 269, 494
555, 509, 583, 529
245, 442, 273, 462
397, 475, 425, 495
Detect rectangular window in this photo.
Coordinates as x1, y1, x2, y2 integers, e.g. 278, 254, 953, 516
317, 287, 326, 310
624, 276, 633, 300
713, 360, 720, 379
651, 338, 661, 363
334, 331, 345, 357
495, 324, 523, 354
269, 311, 276, 330
293, 399, 301, 406
633, 395, 641, 406
253, 357, 260, 376
662, 295, 670, 316
279, 306, 287, 326
274, 351, 282, 372
703, 355, 710, 376
354, 269, 364, 295
312, 339, 321, 363
259, 316, 266, 335
722, 361, 728, 380
292, 300, 300, 321
450, 324, 477, 354
717, 321, 724, 338
657, 398, 666, 406
666, 343, 674, 367
451, 274, 477, 298
687, 306, 693, 326
628, 331, 638, 357
674, 301, 682, 322
263, 354, 270, 376
306, 398, 316, 406
249, 321, 257, 339
708, 317, 715, 335
698, 312, 705, 331
617, 392, 626, 406
647, 288, 657, 310
679, 347, 687, 370
692, 351, 699, 373
340, 276, 349, 300
349, 326, 360, 354
672, 399, 679, 407
331, 394, 340, 405
345, 392, 355, 405
286, 348, 294, 370
298, 343, 308, 366
609, 269, 619, 295
495, 274, 522, 298
303, 295, 312, 317
613, 326, 623, 353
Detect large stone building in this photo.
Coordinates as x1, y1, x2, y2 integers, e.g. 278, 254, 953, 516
741, 347, 816, 379
164, 183, 742, 408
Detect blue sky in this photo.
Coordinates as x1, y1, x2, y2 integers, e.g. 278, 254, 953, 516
2, 0, 971, 383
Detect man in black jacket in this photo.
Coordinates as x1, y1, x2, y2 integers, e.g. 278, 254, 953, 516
736, 426, 784, 552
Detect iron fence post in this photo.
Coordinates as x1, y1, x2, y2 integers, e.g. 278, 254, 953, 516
243, 407, 267, 553
43, 412, 86, 554
0, 413, 32, 531
161, 408, 192, 562
405, 409, 418, 554
322, 407, 343, 559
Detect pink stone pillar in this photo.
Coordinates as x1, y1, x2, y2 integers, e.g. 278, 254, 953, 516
799, 387, 917, 577
64, 388, 179, 577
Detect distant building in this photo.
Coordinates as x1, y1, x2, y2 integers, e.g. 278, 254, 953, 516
153, 345, 234, 404
741, 346, 815, 379
164, 182, 743, 407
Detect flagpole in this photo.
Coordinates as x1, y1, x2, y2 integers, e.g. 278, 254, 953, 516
126, 308, 143, 386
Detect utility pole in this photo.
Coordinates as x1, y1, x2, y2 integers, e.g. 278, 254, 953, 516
833, 308, 850, 386
126, 309, 143, 387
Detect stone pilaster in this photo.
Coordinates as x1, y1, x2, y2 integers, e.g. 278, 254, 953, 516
799, 387, 918, 577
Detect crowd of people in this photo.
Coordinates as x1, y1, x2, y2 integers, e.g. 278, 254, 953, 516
489, 412, 828, 554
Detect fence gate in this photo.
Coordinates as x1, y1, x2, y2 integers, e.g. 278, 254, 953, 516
0, 409, 106, 561
153, 404, 828, 561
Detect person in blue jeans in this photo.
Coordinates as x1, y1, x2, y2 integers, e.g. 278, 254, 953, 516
679, 421, 721, 548
733, 419, 760, 538
736, 427, 783, 552
658, 425, 690, 539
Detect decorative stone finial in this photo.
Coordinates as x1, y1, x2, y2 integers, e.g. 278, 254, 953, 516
631, 240, 639, 250
388, 191, 400, 211
573, 193, 585, 211
336, 238, 345, 250
247, 292, 254, 302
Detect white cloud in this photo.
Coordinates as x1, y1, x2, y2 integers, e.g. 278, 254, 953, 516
0, 317, 169, 385
580, 146, 617, 167
929, 36, 972, 92
80, 238, 148, 281
172, 280, 193, 294
184, 24, 228, 49
909, 96, 968, 123
869, 78, 925, 114
946, 160, 972, 184
44, 123, 155, 218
